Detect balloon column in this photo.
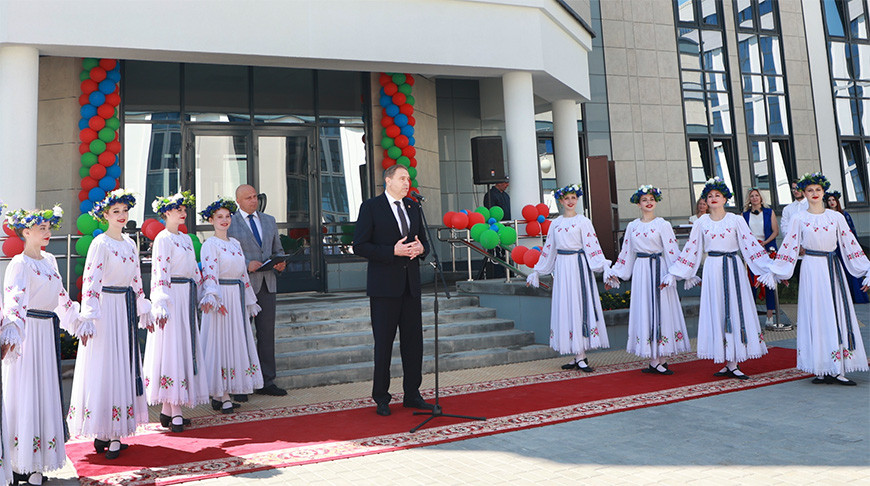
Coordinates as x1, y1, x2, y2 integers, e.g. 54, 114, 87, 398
441, 206, 517, 250
378, 73, 419, 199
520, 203, 551, 237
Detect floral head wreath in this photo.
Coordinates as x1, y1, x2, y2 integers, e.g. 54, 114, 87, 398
200, 197, 238, 221
825, 190, 841, 200
629, 185, 663, 204
699, 177, 733, 200
553, 183, 583, 200
152, 191, 196, 215
91, 189, 137, 222
796, 172, 831, 191
5, 204, 63, 230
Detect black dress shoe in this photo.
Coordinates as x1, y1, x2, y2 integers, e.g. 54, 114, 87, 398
835, 376, 857, 386
159, 413, 191, 428
105, 440, 125, 460
255, 384, 288, 396
561, 361, 580, 370
170, 415, 185, 433
641, 364, 674, 375
811, 376, 835, 384
713, 369, 729, 377
576, 359, 595, 373
402, 397, 435, 410
211, 398, 241, 411
232, 394, 249, 402
376, 403, 391, 416
94, 438, 129, 453
724, 367, 749, 380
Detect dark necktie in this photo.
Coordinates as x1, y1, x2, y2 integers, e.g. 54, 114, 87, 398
248, 214, 262, 246
394, 201, 409, 237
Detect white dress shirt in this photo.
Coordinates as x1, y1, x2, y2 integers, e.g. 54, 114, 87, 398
385, 192, 410, 238
237, 208, 263, 239
780, 198, 808, 236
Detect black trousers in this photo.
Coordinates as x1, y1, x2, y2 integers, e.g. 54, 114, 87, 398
369, 281, 423, 405
254, 287, 277, 387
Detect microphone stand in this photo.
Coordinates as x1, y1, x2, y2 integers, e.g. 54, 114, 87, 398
410, 196, 486, 433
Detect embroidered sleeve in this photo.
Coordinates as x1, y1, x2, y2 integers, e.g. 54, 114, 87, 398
735, 214, 773, 276
80, 236, 106, 322
128, 237, 153, 328
198, 239, 222, 308
579, 217, 610, 273
609, 221, 636, 281
668, 219, 703, 279
768, 215, 801, 280
2, 257, 28, 345
48, 254, 86, 336
531, 218, 558, 276
660, 219, 682, 271
150, 233, 172, 320
834, 212, 870, 278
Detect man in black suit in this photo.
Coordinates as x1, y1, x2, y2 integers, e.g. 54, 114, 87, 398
352, 164, 435, 416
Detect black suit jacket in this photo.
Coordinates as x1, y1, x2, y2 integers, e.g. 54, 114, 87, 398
353, 194, 430, 298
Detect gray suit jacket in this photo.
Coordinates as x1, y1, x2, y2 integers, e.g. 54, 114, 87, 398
228, 210, 283, 294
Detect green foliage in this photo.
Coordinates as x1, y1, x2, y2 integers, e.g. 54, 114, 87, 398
600, 290, 631, 311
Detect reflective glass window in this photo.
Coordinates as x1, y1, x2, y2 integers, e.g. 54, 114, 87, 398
124, 123, 182, 223
700, 0, 719, 25
124, 61, 181, 117
771, 140, 792, 204
708, 91, 731, 133
184, 64, 250, 120
766, 95, 789, 135
841, 141, 867, 203
848, 0, 868, 39
678, 0, 695, 23
318, 71, 364, 124
824, 0, 846, 37
744, 94, 767, 135
252, 67, 315, 123
758, 0, 775, 30
736, 0, 754, 29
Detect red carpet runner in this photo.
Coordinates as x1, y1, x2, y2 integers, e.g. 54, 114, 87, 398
68, 347, 808, 485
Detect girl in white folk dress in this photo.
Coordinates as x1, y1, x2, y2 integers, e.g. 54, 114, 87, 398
0, 202, 13, 486
664, 177, 771, 380
2, 206, 86, 486
759, 173, 870, 386
143, 192, 209, 433
605, 186, 692, 374
67, 190, 152, 460
198, 198, 263, 414
526, 184, 610, 371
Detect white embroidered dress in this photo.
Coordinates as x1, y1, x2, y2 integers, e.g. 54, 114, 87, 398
2, 252, 83, 473
667, 213, 771, 363
0, 302, 14, 484
528, 215, 610, 354
765, 210, 869, 375
68, 234, 152, 439
143, 230, 209, 407
199, 237, 263, 396
607, 218, 690, 358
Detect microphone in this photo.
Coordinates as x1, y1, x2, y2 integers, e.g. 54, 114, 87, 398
415, 193, 426, 203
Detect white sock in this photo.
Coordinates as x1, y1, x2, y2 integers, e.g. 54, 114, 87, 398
172, 415, 184, 426
650, 358, 661, 367
836, 374, 850, 382
109, 439, 121, 452
222, 401, 233, 410
29, 473, 43, 485
161, 402, 171, 415
574, 353, 586, 363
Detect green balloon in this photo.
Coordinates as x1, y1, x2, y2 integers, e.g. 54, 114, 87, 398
76, 214, 99, 235
387, 146, 402, 159
411, 178, 418, 188
82, 58, 99, 70
480, 230, 500, 250
80, 70, 90, 82
90, 139, 106, 154
381, 127, 387, 138
495, 222, 506, 232
397, 156, 411, 167
490, 206, 505, 221
75, 260, 85, 275
408, 166, 417, 179
75, 234, 94, 256
189, 234, 202, 261
105, 117, 120, 130
406, 94, 415, 106
79, 166, 90, 178
391, 73, 407, 85
81, 152, 98, 167
470, 223, 488, 241
98, 127, 115, 143
382, 137, 394, 149
98, 220, 109, 231
398, 84, 413, 95
498, 226, 518, 246
474, 206, 491, 221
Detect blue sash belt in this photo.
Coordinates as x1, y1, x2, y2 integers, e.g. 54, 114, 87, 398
171, 277, 199, 375
104, 286, 144, 396
26, 309, 70, 442
557, 249, 598, 338
804, 249, 857, 351
636, 252, 663, 345
708, 251, 748, 344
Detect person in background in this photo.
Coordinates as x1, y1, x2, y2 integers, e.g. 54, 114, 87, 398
483, 179, 511, 221
688, 197, 708, 224
742, 188, 784, 330
826, 191, 869, 305
780, 179, 808, 240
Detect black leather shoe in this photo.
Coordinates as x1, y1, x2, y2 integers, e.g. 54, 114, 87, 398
255, 384, 288, 396
232, 394, 249, 402
576, 359, 595, 373
105, 440, 124, 460
403, 397, 435, 410
160, 413, 191, 428
561, 361, 579, 370
94, 438, 129, 453
376, 403, 391, 416
725, 367, 749, 380
641, 364, 674, 375
170, 415, 185, 433
713, 369, 729, 377
835, 377, 857, 386
211, 398, 241, 411
812, 376, 835, 384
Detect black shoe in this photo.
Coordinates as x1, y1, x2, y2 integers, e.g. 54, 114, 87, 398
105, 440, 124, 460
576, 359, 595, 373
94, 438, 129, 453
211, 398, 241, 411
376, 403, 391, 416
170, 415, 185, 433
255, 384, 288, 396
402, 397, 435, 410
713, 368, 729, 377
642, 364, 674, 375
232, 394, 249, 402
835, 376, 857, 386
561, 361, 579, 370
811, 376, 836, 384
725, 367, 749, 380
221, 400, 238, 414
12, 472, 40, 486
159, 413, 191, 428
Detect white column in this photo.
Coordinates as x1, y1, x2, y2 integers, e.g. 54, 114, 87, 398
552, 99, 582, 188
502, 71, 540, 220
0, 46, 39, 209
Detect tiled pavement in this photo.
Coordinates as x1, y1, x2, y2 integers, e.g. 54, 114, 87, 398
50, 303, 869, 485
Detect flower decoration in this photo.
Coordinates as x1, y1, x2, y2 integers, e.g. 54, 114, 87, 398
629, 185, 663, 204
796, 172, 831, 191
553, 183, 583, 200
200, 196, 238, 221
90, 189, 137, 222
824, 190, 841, 200
152, 191, 195, 215
700, 177, 733, 200
5, 204, 64, 230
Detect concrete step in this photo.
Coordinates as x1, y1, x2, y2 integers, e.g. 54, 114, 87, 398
275, 318, 517, 353
274, 343, 558, 390
275, 295, 480, 324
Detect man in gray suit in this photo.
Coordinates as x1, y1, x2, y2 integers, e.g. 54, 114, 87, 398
229, 184, 288, 396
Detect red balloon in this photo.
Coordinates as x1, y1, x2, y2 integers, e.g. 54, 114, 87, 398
79, 93, 90, 106
467, 211, 485, 227
381, 157, 396, 170
511, 245, 528, 263
81, 79, 98, 94
143, 220, 165, 240
106, 93, 121, 107
405, 74, 415, 86
380, 116, 394, 128
379, 73, 392, 86
79, 128, 98, 143
140, 218, 157, 236
89, 164, 107, 179
81, 177, 99, 190
97, 103, 115, 119
2, 237, 24, 257
78, 189, 89, 202
106, 140, 121, 154
383, 83, 398, 96
525, 221, 541, 237
79, 142, 91, 154
2, 223, 15, 237
115, 179, 121, 190
392, 93, 406, 105
442, 211, 456, 227
394, 135, 409, 148
99, 59, 117, 71
450, 212, 469, 230
541, 219, 552, 235
76, 276, 84, 289
408, 116, 416, 126
98, 151, 116, 166
179, 224, 188, 234
521, 205, 538, 222
88, 116, 106, 131
385, 125, 401, 138
401, 146, 416, 158
399, 103, 414, 116
523, 249, 541, 267
536, 203, 550, 217
89, 67, 107, 82
409, 157, 417, 168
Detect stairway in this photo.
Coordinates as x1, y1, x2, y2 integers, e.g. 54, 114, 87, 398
272, 292, 557, 390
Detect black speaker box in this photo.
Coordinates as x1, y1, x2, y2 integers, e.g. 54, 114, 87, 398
471, 136, 506, 184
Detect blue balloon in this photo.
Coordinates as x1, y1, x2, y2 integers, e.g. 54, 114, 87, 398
92, 229, 103, 236
408, 136, 416, 146
98, 79, 116, 95
89, 91, 106, 106
401, 125, 415, 137
537, 215, 545, 223
106, 69, 121, 83
106, 163, 121, 178
379, 87, 386, 97
81, 104, 98, 119
385, 104, 400, 117
533, 246, 542, 251
488, 218, 496, 224
78, 118, 90, 130
460, 209, 468, 214
99, 176, 116, 191
88, 187, 106, 202
490, 224, 499, 231
80, 200, 94, 213
393, 114, 408, 127
379, 95, 392, 107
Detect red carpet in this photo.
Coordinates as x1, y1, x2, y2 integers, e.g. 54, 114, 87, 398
68, 347, 808, 485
